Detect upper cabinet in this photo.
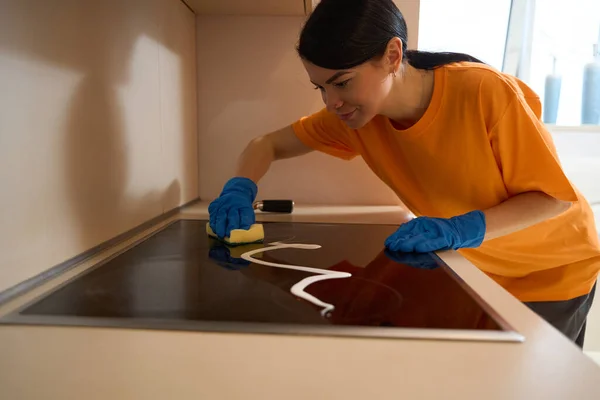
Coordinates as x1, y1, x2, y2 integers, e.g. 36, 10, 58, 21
183, 0, 313, 15
183, 0, 418, 49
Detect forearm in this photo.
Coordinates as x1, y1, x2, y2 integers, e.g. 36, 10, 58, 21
235, 136, 275, 183
482, 191, 572, 241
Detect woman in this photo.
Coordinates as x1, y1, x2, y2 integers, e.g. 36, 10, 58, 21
208, 0, 599, 346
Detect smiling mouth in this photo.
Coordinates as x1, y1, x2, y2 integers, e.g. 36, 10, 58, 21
338, 110, 356, 120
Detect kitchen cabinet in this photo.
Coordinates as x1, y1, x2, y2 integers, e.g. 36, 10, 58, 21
183, 0, 417, 37
184, 0, 311, 15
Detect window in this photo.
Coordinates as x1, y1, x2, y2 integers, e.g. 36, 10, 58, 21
417, 0, 512, 71
527, 0, 600, 126
418, 0, 600, 127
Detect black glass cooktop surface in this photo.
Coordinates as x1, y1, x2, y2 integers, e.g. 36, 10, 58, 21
2, 219, 523, 342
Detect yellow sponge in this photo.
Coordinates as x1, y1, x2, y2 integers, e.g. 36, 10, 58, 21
206, 222, 264, 246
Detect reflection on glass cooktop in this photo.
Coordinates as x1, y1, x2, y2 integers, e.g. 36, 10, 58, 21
1, 219, 523, 342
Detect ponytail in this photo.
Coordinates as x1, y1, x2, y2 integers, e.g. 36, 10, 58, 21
405, 50, 485, 70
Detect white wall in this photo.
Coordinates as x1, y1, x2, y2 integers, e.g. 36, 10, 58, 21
550, 128, 600, 353
0, 0, 198, 293
552, 131, 600, 206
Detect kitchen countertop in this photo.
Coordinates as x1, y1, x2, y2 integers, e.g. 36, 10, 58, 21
1, 201, 599, 399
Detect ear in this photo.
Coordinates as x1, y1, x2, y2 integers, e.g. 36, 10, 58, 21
384, 37, 403, 74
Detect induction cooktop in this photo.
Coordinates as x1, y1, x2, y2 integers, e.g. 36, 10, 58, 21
0, 219, 524, 342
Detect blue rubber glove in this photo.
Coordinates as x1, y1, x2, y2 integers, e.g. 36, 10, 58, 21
384, 249, 440, 270
208, 244, 251, 271
384, 210, 486, 253
208, 177, 258, 238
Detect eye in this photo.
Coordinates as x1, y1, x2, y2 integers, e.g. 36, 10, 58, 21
313, 85, 324, 91
334, 79, 351, 88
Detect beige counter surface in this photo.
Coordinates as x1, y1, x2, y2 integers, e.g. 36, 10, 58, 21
1, 202, 600, 399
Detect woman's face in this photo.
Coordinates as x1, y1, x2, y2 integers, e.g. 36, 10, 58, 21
301, 58, 394, 129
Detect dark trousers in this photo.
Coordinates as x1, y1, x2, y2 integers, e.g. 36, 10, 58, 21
524, 283, 596, 348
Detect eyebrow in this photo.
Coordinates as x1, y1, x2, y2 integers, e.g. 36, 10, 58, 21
312, 71, 353, 87
325, 71, 352, 84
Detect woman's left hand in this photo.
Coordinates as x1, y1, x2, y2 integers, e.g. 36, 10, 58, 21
384, 210, 487, 253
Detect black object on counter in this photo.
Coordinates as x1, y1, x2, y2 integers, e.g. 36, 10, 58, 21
254, 200, 294, 213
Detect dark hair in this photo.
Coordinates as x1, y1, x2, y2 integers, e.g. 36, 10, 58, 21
296, 0, 484, 70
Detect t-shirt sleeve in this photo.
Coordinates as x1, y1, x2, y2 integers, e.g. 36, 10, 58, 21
488, 88, 578, 202
291, 107, 359, 160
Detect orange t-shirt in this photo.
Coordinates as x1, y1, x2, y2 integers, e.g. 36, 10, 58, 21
291, 61, 600, 302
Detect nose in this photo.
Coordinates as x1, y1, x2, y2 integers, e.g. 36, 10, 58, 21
323, 90, 343, 112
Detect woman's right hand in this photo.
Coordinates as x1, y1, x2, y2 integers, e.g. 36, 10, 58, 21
208, 177, 257, 238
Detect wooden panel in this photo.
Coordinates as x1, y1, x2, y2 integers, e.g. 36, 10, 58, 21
196, 16, 402, 206
158, 0, 200, 211
305, 0, 319, 13
184, 0, 306, 15
0, 0, 198, 294
395, 0, 420, 49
